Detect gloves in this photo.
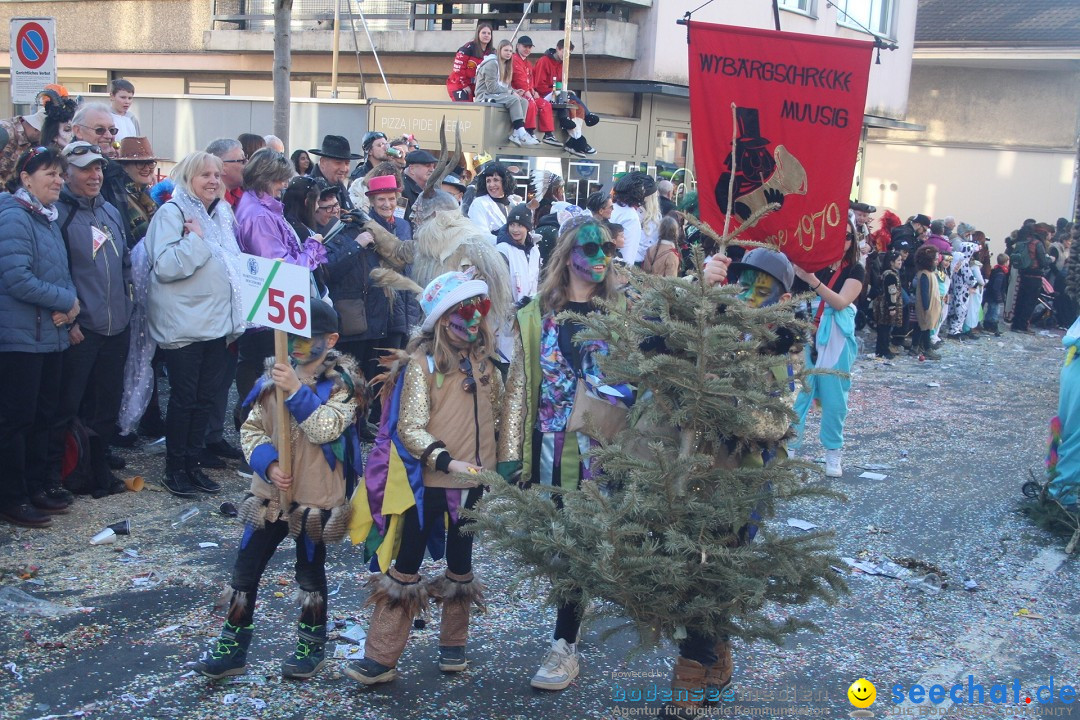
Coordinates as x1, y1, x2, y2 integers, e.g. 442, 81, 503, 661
496, 461, 523, 486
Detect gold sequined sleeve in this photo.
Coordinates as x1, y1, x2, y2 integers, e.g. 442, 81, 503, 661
240, 398, 272, 464
295, 385, 358, 446
496, 340, 525, 463
398, 360, 447, 469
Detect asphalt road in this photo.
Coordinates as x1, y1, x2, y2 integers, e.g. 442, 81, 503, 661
1, 328, 1077, 720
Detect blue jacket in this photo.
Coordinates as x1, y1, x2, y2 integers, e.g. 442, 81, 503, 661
56, 186, 134, 337
371, 214, 422, 338
0, 192, 78, 353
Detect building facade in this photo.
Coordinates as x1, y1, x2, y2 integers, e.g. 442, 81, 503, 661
864, 0, 1080, 247
0, 0, 916, 198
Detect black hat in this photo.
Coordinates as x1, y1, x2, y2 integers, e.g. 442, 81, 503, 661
735, 107, 769, 149
850, 199, 876, 213
517, 35, 534, 47
310, 135, 361, 160
406, 149, 438, 165
507, 203, 533, 231
361, 131, 387, 152
313, 177, 338, 199
912, 213, 931, 227
310, 298, 341, 335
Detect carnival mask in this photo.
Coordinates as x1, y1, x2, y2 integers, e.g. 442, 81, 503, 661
570, 225, 614, 283
446, 296, 490, 343
288, 334, 329, 365
737, 268, 783, 308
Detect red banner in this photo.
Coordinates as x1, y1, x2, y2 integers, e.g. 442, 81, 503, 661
688, 22, 873, 271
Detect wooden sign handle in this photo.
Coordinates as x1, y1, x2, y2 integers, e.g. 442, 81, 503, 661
274, 329, 293, 509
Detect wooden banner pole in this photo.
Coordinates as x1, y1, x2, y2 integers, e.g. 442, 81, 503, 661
273, 328, 293, 509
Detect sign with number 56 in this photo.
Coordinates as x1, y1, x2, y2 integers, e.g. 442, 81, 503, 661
239, 253, 311, 338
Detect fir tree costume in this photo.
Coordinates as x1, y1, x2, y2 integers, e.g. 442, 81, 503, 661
344, 271, 524, 685
195, 301, 364, 680
472, 214, 843, 709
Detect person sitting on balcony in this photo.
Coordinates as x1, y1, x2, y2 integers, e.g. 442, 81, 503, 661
447, 22, 495, 102
511, 36, 558, 148
533, 39, 598, 157
475, 40, 538, 148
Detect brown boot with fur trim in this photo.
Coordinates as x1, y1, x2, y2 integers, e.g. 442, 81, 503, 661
665, 656, 708, 717
343, 568, 428, 686
429, 570, 486, 672
704, 639, 733, 693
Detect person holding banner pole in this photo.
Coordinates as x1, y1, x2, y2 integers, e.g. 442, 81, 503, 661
196, 299, 365, 681
790, 220, 864, 478
144, 151, 246, 498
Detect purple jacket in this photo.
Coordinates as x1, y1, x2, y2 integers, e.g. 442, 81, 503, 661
235, 191, 326, 270
925, 233, 952, 256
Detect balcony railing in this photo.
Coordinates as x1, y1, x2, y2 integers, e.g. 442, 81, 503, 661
210, 1, 631, 33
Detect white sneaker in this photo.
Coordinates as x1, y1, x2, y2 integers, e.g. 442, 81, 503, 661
520, 129, 541, 145
508, 131, 524, 147
530, 638, 579, 690
824, 448, 842, 477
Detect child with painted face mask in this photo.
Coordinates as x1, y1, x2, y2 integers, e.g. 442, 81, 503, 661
669, 247, 801, 715
196, 299, 365, 681
345, 269, 524, 686
511, 216, 623, 692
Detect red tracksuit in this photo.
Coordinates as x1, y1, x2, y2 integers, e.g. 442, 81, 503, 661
511, 53, 554, 133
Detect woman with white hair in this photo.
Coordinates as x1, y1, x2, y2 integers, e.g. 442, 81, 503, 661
144, 151, 246, 499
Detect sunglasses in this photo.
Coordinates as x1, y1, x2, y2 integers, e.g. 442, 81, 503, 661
222, 157, 248, 165
459, 356, 477, 394
17, 146, 51, 174
77, 124, 119, 137
580, 241, 617, 258
453, 296, 491, 321
65, 144, 103, 158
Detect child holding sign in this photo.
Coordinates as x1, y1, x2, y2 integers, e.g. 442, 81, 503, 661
195, 299, 366, 680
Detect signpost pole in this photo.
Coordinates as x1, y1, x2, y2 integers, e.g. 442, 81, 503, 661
273, 328, 293, 509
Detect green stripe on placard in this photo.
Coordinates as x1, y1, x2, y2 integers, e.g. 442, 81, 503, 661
246, 260, 282, 323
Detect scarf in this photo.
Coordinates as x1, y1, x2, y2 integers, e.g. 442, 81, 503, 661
14, 187, 58, 222
169, 186, 246, 336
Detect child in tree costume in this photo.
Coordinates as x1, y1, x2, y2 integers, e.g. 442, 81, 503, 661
474, 216, 842, 707
667, 248, 802, 715
195, 300, 365, 680
344, 270, 524, 685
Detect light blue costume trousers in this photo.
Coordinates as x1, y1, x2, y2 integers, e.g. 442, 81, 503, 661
792, 304, 857, 451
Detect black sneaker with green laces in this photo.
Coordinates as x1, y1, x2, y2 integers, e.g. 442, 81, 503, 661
194, 621, 253, 679
281, 622, 327, 679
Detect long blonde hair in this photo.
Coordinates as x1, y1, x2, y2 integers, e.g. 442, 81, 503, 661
406, 304, 497, 375
496, 40, 514, 86
539, 220, 621, 314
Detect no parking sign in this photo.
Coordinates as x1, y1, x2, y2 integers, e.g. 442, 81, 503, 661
10, 18, 56, 105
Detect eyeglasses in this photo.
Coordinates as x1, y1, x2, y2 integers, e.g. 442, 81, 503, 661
580, 241, 617, 258
17, 146, 50, 174
317, 202, 340, 212
64, 144, 103, 158
222, 157, 248, 165
453, 296, 491, 321
459, 356, 477, 394
76, 124, 119, 137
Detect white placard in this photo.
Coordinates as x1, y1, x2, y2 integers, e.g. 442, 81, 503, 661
239, 253, 311, 338
10, 18, 56, 105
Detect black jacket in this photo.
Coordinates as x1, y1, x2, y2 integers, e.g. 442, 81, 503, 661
101, 161, 133, 247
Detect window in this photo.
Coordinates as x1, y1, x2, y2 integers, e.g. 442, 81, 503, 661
187, 80, 229, 96
833, 0, 894, 39
778, 0, 816, 16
